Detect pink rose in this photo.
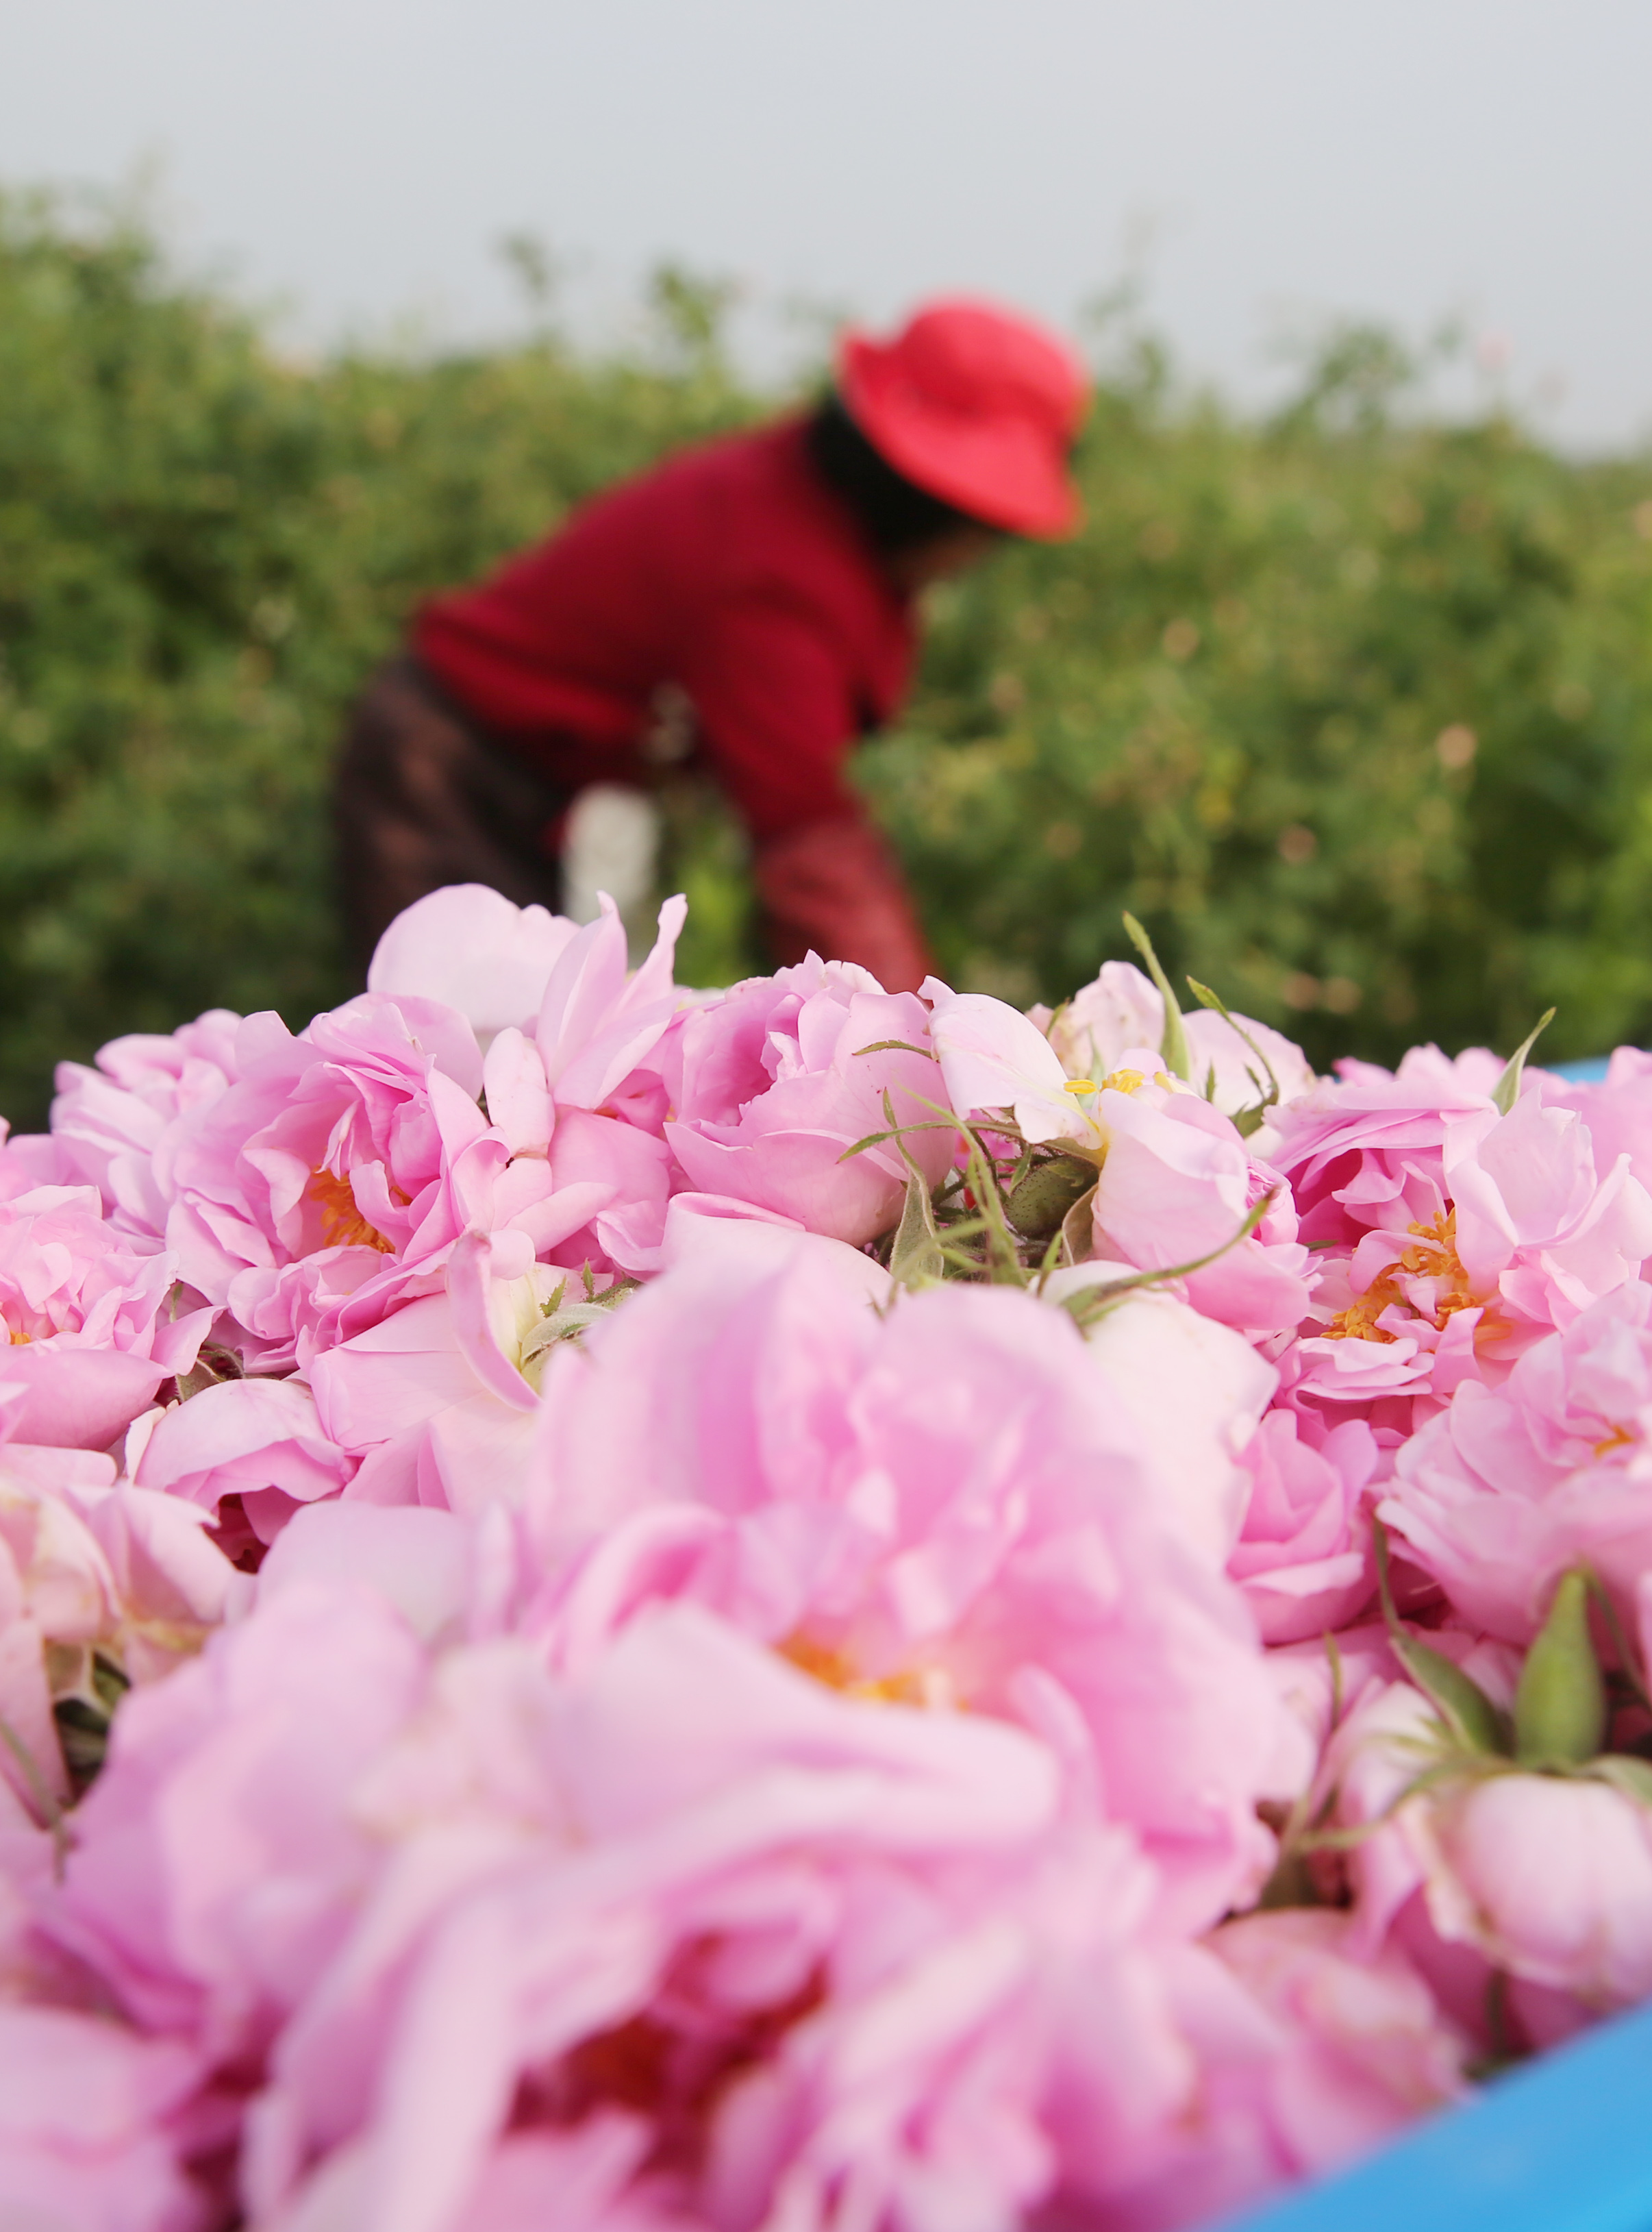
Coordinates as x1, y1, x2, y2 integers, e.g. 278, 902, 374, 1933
0, 2005, 209, 2232
1273, 1054, 1652, 1448
1084, 1911, 1466, 2231
46, 1580, 431, 2051
1031, 958, 1314, 1151
1414, 1773, 1652, 2009
49, 1010, 243, 1237
1088, 1087, 1311, 1337
660, 957, 953, 1245
1381, 1282, 1652, 1639
1229, 1412, 1379, 1642
134, 1377, 359, 1546
928, 989, 1310, 1337
0, 1184, 212, 1448
367, 882, 583, 1046
529, 1236, 1285, 1928
1542, 1045, 1652, 1197
45, 1569, 1203, 2232
309, 1230, 568, 1515
153, 993, 514, 1371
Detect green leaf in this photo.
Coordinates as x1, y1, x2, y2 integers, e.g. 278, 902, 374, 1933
837, 1119, 958, 1163
1514, 1569, 1606, 1765
961, 1128, 1028, 1286
1373, 1520, 1512, 1756
889, 1150, 946, 1290
1491, 1008, 1557, 1116
1056, 1189, 1278, 1324
1122, 912, 1192, 1082
1186, 975, 1284, 1131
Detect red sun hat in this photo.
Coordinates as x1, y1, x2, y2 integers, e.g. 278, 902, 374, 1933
836, 296, 1089, 540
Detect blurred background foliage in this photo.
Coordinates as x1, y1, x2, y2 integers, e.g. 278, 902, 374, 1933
4, 188, 1652, 1127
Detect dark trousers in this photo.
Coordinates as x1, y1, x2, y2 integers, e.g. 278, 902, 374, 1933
333, 656, 570, 975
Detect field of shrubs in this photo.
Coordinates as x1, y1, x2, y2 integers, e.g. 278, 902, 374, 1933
4, 186, 1652, 1123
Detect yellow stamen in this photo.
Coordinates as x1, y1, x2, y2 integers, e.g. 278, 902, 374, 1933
780, 1634, 959, 1711
1324, 1208, 1505, 1348
306, 1167, 396, 1254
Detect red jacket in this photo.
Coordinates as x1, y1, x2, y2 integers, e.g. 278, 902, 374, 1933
414, 417, 935, 989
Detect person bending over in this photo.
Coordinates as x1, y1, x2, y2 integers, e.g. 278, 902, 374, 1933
334, 296, 1086, 991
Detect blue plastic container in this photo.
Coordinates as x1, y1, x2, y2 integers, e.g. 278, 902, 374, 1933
1216, 1996, 1652, 2231
1549, 1056, 1614, 1084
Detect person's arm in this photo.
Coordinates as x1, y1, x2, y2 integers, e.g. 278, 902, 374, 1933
677, 588, 935, 993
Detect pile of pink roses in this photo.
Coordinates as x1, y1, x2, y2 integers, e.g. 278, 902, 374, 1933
6, 882, 1652, 2231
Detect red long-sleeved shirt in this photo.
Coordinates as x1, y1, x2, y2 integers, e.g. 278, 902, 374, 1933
414, 416, 916, 845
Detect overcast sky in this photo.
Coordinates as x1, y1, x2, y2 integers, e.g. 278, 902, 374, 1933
3, 0, 1649, 446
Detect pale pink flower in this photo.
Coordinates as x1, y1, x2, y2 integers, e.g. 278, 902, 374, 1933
1228, 1412, 1379, 1642
241, 1606, 1169, 2232
0, 1464, 236, 1820
1279, 1646, 1652, 2026
928, 987, 1092, 1148
1031, 958, 1314, 1147
1270, 1063, 1491, 1257
660, 958, 953, 1246
1542, 1045, 1652, 1198
1445, 1087, 1652, 1339
1381, 1282, 1652, 1639
45, 1570, 1204, 2232
1087, 1087, 1311, 1337
0, 2005, 210, 2232
529, 1240, 1285, 1928
929, 990, 1310, 1337
0, 1184, 213, 1449
367, 882, 582, 1047
1071, 1911, 1466, 2231
309, 1230, 574, 1515
1041, 1273, 1277, 1570
1274, 1059, 1652, 1447
134, 1377, 359, 1546
49, 1010, 243, 1237
152, 995, 514, 1372
1410, 1772, 1652, 2009
46, 1580, 431, 2053
451, 895, 692, 1276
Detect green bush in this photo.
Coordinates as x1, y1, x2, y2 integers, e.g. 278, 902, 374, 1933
3, 188, 1652, 1128
872, 332, 1652, 1074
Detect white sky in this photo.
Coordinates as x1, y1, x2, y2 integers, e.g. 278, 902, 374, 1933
3, 0, 1650, 446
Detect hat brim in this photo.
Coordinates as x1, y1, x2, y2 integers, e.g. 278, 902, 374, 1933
837, 331, 1081, 541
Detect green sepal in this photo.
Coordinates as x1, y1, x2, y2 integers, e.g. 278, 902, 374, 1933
1514, 1570, 1606, 1765
1492, 1008, 1557, 1117
1122, 912, 1192, 1082
1058, 1182, 1098, 1269
1055, 1190, 1278, 1328
1006, 1155, 1098, 1240
1186, 975, 1283, 1137
889, 1149, 946, 1290
1374, 1519, 1512, 1756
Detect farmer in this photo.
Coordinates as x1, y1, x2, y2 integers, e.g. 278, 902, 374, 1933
334, 297, 1087, 992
